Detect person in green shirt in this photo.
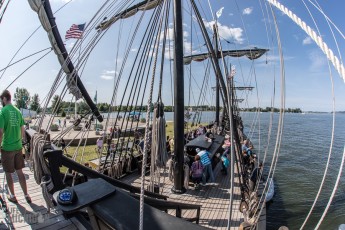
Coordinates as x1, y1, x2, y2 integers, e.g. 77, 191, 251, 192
0, 90, 31, 203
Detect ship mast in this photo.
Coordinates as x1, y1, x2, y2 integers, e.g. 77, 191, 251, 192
171, 0, 186, 194
213, 24, 220, 125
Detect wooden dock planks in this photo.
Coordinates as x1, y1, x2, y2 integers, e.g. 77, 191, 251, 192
0, 166, 82, 230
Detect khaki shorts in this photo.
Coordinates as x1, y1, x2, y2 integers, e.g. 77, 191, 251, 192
1, 149, 25, 173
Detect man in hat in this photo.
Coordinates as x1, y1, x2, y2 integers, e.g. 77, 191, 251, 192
0, 90, 31, 203
196, 148, 215, 185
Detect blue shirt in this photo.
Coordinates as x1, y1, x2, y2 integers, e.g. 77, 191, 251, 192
197, 150, 211, 166
242, 144, 252, 156
242, 144, 249, 152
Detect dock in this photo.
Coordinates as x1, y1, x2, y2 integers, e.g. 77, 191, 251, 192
0, 165, 85, 230
28, 116, 146, 146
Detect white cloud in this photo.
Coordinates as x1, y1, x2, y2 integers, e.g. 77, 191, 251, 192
104, 70, 116, 74
100, 75, 114, 80
100, 70, 116, 80
164, 46, 173, 59
161, 28, 174, 41
203, 20, 244, 44
229, 13, 234, 16
131, 48, 138, 52
160, 28, 188, 42
183, 40, 192, 53
255, 54, 294, 67
243, 7, 253, 15
309, 50, 326, 71
266, 54, 294, 62
303, 37, 312, 45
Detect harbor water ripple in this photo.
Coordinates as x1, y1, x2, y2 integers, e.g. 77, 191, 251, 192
241, 112, 345, 230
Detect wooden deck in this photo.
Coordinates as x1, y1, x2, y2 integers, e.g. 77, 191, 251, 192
0, 161, 247, 229
122, 161, 244, 229
0, 165, 85, 230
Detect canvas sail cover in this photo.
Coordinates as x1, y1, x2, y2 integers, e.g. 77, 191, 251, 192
183, 48, 269, 65
97, 0, 162, 31
28, 0, 82, 99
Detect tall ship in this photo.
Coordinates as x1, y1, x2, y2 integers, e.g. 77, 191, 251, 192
0, 0, 344, 229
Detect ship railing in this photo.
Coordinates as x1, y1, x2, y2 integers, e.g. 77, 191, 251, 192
129, 193, 201, 224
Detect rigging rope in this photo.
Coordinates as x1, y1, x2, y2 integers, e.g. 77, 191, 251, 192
0, 0, 10, 24
250, 3, 286, 227
5, 49, 52, 89
0, 0, 72, 81
139, 2, 165, 229
315, 146, 345, 229
0, 47, 52, 73
299, 1, 337, 228
267, 0, 345, 82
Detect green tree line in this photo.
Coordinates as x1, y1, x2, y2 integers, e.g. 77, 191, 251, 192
12, 87, 301, 116
242, 107, 302, 113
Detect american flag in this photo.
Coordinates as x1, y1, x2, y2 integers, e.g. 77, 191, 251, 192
65, 23, 85, 40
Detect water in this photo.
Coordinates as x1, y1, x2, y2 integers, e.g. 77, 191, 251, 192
105, 111, 344, 229
240, 112, 345, 230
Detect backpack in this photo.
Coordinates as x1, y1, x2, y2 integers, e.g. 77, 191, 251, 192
193, 161, 203, 177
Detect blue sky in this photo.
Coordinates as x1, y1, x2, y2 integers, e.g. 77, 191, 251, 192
0, 0, 344, 112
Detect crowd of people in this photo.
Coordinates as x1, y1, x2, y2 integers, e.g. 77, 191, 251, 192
93, 116, 261, 192
184, 124, 230, 190
184, 125, 262, 191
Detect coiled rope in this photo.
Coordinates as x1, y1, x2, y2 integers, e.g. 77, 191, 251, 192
30, 134, 51, 184
30, 134, 54, 212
